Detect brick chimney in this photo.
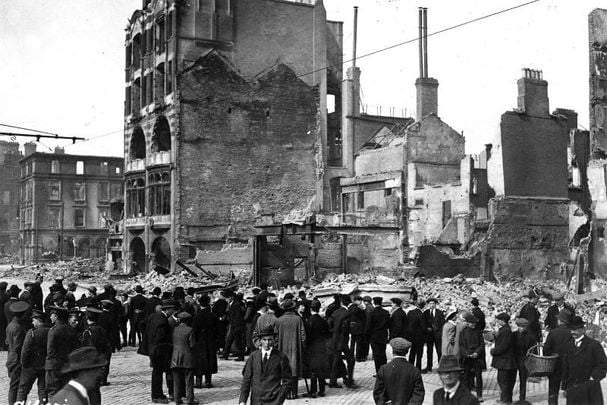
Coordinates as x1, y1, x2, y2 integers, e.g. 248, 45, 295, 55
23, 142, 37, 157
415, 8, 438, 120
517, 68, 549, 117
54, 146, 65, 154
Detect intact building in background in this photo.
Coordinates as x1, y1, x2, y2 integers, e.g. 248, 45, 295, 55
19, 145, 123, 264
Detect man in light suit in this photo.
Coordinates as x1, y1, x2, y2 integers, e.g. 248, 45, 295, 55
373, 337, 425, 405
239, 326, 291, 405
48, 346, 108, 405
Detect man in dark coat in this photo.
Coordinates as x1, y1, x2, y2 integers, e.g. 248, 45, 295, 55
254, 284, 270, 312
239, 326, 291, 405
45, 305, 78, 397
518, 290, 542, 343
129, 285, 148, 346
389, 297, 407, 340
24, 279, 43, 312
373, 337, 424, 405
349, 296, 367, 362
325, 294, 341, 320
6, 301, 28, 405
80, 307, 111, 405
361, 296, 373, 360
223, 290, 246, 361
406, 299, 426, 370
145, 287, 163, 319
48, 346, 108, 405
304, 300, 330, 398
171, 312, 196, 405
16, 309, 49, 404
490, 312, 516, 404
459, 313, 484, 401
512, 318, 537, 402
0, 281, 9, 350
423, 297, 444, 373
192, 295, 218, 388
212, 292, 228, 356
544, 292, 574, 331
366, 296, 391, 373
146, 300, 177, 403
544, 309, 574, 405
433, 355, 479, 405
98, 299, 120, 385
4, 284, 21, 324
328, 294, 355, 388
561, 315, 607, 405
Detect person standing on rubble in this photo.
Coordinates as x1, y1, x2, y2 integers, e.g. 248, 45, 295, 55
518, 290, 542, 343
366, 296, 391, 373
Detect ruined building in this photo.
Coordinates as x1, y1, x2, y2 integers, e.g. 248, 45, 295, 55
0, 141, 23, 255
19, 145, 123, 263
122, 0, 344, 273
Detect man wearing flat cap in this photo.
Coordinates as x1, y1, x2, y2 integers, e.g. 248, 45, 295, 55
459, 312, 484, 401
491, 312, 516, 404
6, 301, 29, 405
373, 337, 424, 405
433, 355, 479, 405
512, 318, 536, 402
545, 292, 575, 331
518, 290, 541, 343
46, 305, 78, 397
239, 326, 291, 405
366, 296, 391, 373
171, 312, 197, 405
561, 315, 607, 405
16, 309, 50, 404
389, 297, 407, 341
544, 309, 574, 405
48, 346, 108, 405
424, 297, 444, 373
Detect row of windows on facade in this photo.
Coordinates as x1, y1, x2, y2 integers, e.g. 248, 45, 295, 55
21, 207, 109, 229
22, 181, 123, 203
126, 10, 174, 68
23, 160, 122, 177
129, 117, 171, 160
126, 173, 170, 217
125, 60, 173, 116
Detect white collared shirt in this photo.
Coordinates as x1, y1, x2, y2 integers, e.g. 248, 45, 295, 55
444, 380, 460, 399
574, 335, 584, 347
261, 348, 272, 359
68, 380, 90, 402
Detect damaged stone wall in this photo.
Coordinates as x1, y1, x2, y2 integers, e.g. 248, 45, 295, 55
177, 52, 320, 253
483, 197, 570, 278
589, 9, 607, 156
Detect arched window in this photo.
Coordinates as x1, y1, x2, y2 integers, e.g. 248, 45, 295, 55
130, 127, 146, 160
126, 177, 145, 217
151, 116, 171, 152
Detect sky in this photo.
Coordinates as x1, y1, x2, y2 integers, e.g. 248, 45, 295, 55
0, 0, 605, 157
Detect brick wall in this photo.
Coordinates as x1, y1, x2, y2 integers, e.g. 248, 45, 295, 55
177, 51, 320, 246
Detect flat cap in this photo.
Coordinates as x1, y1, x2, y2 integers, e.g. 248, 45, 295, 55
496, 312, 510, 323
390, 297, 403, 306
362, 296, 372, 302
427, 297, 438, 304
389, 337, 412, 352
552, 292, 565, 300
100, 299, 113, 307
515, 318, 529, 327
310, 300, 321, 311
177, 312, 192, 320
569, 315, 585, 329
10, 301, 29, 314
463, 312, 478, 323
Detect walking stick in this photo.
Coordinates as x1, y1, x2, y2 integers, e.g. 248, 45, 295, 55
304, 376, 310, 394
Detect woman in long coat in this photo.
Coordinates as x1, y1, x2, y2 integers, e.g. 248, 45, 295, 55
275, 300, 306, 399
192, 295, 218, 388
304, 300, 330, 397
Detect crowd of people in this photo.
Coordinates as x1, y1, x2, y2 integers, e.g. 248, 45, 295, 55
1, 276, 607, 405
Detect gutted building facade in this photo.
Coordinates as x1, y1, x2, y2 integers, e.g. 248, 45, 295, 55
122, 0, 343, 273
19, 147, 123, 263
0, 141, 22, 255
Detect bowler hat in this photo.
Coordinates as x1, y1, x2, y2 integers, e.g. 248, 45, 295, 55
134, 285, 144, 293
391, 297, 403, 306
569, 315, 585, 329
427, 297, 438, 304
558, 309, 573, 325
471, 297, 479, 306
152, 287, 162, 296
60, 346, 108, 374
251, 287, 261, 295
389, 337, 411, 352
496, 312, 510, 323
281, 299, 296, 311
372, 296, 383, 305
10, 301, 29, 314
199, 295, 211, 306
259, 326, 276, 337
341, 294, 352, 305
55, 278, 64, 283
436, 355, 464, 373
8, 285, 21, 296
515, 318, 529, 327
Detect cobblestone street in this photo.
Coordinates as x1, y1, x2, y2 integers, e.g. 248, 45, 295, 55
4, 345, 600, 405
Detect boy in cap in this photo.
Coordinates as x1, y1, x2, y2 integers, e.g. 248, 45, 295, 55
561, 315, 607, 405
459, 313, 484, 401
48, 346, 108, 405
171, 312, 197, 405
512, 318, 536, 402
6, 301, 29, 405
433, 355, 479, 405
544, 309, 574, 405
490, 313, 516, 404
16, 309, 50, 405
373, 337, 424, 405
239, 326, 291, 405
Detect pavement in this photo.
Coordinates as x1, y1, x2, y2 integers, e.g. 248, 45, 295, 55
4, 344, 602, 405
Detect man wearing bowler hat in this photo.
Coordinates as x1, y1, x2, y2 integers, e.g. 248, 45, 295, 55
561, 315, 607, 405
544, 309, 574, 405
48, 346, 108, 405
239, 326, 291, 405
6, 300, 29, 405
433, 355, 479, 405
373, 337, 424, 405
16, 309, 50, 405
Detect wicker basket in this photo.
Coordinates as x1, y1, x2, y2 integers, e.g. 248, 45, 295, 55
524, 344, 559, 377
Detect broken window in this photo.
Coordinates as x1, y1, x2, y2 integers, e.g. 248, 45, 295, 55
74, 208, 85, 228
442, 200, 452, 228
598, 226, 605, 239
98, 208, 109, 228
156, 17, 165, 54
125, 86, 132, 115
415, 198, 424, 206
152, 116, 171, 152
110, 183, 123, 199
132, 34, 141, 66
98, 182, 109, 202
73, 182, 86, 201
130, 127, 146, 160
357, 191, 365, 210
51, 160, 60, 174
48, 207, 60, 228
49, 181, 61, 200
166, 60, 173, 94
126, 177, 145, 217
155, 63, 165, 103
148, 171, 170, 215
76, 161, 84, 175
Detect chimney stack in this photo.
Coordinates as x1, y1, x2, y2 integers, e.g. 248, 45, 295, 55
23, 142, 37, 157
517, 68, 549, 117
415, 7, 439, 120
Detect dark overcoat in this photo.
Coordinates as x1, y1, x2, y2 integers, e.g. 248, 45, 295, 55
432, 384, 480, 405
389, 308, 408, 340
192, 307, 218, 374
423, 307, 444, 343
145, 311, 172, 370
45, 321, 77, 371
275, 311, 305, 377
171, 323, 195, 369
328, 306, 350, 351
490, 324, 516, 370
373, 357, 425, 405
239, 349, 291, 405
49, 382, 89, 405
406, 307, 426, 345
21, 325, 49, 370
348, 304, 366, 336
545, 303, 575, 331
544, 324, 573, 375
366, 306, 390, 344
305, 313, 330, 378
562, 335, 607, 405
518, 303, 541, 342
